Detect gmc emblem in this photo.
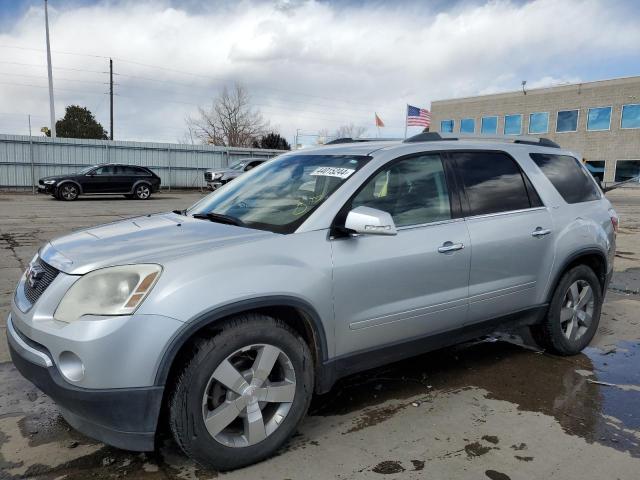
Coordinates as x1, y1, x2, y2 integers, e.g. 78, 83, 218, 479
26, 264, 45, 289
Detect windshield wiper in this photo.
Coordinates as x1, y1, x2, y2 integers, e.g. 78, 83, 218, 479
191, 212, 245, 227
172, 209, 186, 215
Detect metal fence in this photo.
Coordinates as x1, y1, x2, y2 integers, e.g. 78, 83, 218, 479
0, 134, 284, 191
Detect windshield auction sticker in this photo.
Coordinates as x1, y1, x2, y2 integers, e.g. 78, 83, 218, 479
310, 167, 356, 179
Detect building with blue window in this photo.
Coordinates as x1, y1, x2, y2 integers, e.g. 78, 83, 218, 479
430, 76, 640, 185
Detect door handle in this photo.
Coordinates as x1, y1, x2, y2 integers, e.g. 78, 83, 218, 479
438, 241, 464, 253
531, 227, 551, 237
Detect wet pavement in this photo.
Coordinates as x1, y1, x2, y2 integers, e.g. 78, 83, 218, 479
1, 189, 639, 479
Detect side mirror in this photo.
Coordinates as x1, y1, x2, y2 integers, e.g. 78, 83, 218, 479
344, 206, 397, 236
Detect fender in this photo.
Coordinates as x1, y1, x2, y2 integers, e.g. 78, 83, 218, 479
56, 179, 83, 194
545, 247, 608, 303
153, 295, 329, 387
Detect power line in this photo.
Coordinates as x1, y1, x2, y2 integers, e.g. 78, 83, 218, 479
0, 71, 108, 85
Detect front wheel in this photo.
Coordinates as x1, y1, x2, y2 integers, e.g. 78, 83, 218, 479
58, 183, 79, 201
133, 183, 151, 200
169, 314, 314, 470
531, 265, 603, 355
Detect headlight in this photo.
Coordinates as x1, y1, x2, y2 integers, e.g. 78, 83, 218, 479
44, 180, 56, 185
54, 264, 162, 323
213, 172, 224, 180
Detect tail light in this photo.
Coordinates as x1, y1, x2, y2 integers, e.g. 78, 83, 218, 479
608, 208, 619, 234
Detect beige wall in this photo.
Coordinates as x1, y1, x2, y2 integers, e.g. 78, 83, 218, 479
430, 77, 640, 183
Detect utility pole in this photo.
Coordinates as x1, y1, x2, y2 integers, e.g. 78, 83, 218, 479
109, 58, 114, 140
44, 0, 56, 137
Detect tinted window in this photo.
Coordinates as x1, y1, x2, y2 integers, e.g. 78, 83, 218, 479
352, 154, 451, 227
440, 120, 454, 133
120, 166, 147, 175
530, 153, 600, 203
614, 160, 640, 183
556, 110, 579, 132
621, 104, 640, 129
481, 116, 497, 134
460, 118, 475, 133
587, 107, 611, 131
528, 112, 549, 134
455, 152, 532, 216
94, 165, 115, 175
504, 115, 522, 135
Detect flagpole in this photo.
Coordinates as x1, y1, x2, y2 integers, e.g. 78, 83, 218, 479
403, 104, 408, 139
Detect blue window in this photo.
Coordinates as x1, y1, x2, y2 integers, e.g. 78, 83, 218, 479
440, 120, 454, 133
587, 106, 612, 131
621, 104, 640, 129
481, 116, 497, 134
460, 118, 475, 133
528, 112, 549, 134
556, 110, 579, 132
504, 114, 522, 135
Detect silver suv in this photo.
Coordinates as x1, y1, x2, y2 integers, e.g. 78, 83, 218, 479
8, 133, 617, 470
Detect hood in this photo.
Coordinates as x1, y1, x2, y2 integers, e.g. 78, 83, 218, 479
40, 212, 273, 274
40, 175, 69, 182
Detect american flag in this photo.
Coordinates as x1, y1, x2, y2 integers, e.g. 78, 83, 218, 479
406, 104, 432, 127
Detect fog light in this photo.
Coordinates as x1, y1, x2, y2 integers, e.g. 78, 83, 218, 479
59, 351, 85, 382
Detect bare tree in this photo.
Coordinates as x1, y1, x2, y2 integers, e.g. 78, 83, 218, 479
187, 83, 268, 147
334, 123, 367, 139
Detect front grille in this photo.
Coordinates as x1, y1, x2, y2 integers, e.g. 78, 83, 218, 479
23, 258, 59, 305
204, 172, 214, 181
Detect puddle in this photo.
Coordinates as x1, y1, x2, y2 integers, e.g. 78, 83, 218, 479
311, 339, 640, 457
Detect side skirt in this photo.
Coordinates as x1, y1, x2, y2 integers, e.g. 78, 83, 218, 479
315, 304, 547, 394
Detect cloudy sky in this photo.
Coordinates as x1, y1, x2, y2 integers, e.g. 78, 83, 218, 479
0, 0, 639, 145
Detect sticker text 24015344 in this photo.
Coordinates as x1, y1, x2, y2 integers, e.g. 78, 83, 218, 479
309, 167, 356, 179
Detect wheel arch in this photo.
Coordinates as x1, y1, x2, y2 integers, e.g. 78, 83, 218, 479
154, 296, 329, 391
131, 179, 152, 194
56, 179, 83, 194
546, 248, 608, 303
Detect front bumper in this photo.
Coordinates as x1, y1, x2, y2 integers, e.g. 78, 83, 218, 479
7, 315, 163, 451
206, 180, 223, 190
38, 184, 56, 194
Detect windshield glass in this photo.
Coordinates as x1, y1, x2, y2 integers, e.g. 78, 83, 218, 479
77, 166, 95, 174
229, 161, 247, 171
188, 154, 371, 233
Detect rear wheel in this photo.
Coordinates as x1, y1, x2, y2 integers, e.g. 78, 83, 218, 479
133, 183, 151, 200
58, 183, 79, 201
531, 265, 602, 355
169, 314, 314, 470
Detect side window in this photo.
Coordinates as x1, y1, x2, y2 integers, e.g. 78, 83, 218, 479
94, 165, 114, 175
352, 154, 451, 227
530, 153, 600, 204
454, 152, 532, 216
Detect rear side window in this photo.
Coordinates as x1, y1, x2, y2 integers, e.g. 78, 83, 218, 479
453, 152, 532, 216
530, 153, 600, 204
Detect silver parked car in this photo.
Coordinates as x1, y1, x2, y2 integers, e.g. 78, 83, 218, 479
204, 158, 266, 190
8, 133, 617, 470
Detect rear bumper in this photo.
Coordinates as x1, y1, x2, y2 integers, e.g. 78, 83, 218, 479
7, 315, 163, 451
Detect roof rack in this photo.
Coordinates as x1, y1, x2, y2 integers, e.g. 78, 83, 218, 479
403, 132, 560, 148
324, 137, 401, 145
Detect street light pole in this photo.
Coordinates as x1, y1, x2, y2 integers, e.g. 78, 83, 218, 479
44, 0, 56, 137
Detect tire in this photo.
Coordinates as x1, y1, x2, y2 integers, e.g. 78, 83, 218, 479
169, 314, 314, 471
58, 183, 79, 201
531, 265, 603, 355
133, 183, 151, 200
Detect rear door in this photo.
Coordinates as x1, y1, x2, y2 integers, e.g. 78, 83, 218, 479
450, 150, 555, 323
330, 153, 471, 356
110, 165, 134, 192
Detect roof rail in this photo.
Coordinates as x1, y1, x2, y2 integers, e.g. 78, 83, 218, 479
403, 132, 560, 148
324, 137, 401, 145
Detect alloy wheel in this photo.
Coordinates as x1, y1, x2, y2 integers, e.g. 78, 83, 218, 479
201, 344, 296, 448
136, 184, 150, 199
560, 280, 594, 342
60, 184, 78, 200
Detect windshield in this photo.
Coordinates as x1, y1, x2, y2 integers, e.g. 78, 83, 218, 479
229, 161, 247, 171
77, 166, 95, 174
187, 154, 371, 233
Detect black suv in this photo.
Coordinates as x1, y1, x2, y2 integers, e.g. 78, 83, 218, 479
38, 164, 161, 201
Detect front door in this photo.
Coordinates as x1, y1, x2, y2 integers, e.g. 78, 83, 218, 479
83, 165, 114, 193
450, 151, 555, 323
331, 153, 471, 357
